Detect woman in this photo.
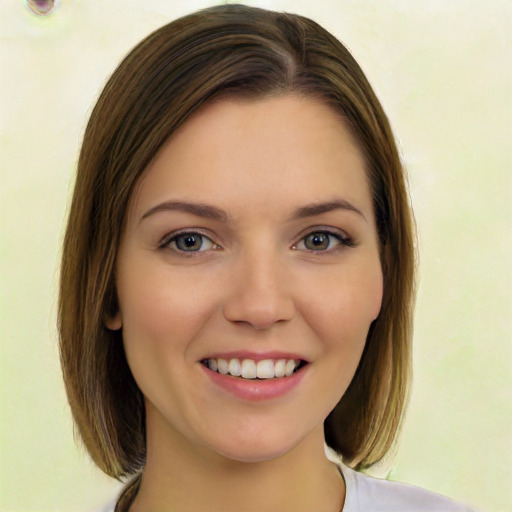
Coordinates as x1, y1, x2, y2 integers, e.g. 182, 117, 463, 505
59, 5, 477, 511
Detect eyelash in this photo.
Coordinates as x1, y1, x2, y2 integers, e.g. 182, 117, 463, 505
159, 228, 355, 256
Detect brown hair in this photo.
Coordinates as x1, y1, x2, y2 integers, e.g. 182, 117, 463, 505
59, 3, 415, 481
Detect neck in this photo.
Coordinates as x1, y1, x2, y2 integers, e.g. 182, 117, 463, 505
130, 408, 344, 512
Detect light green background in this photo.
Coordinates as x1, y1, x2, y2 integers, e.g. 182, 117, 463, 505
1, 1, 510, 511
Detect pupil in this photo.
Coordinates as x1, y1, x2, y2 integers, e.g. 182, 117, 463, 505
178, 234, 201, 251
184, 235, 197, 247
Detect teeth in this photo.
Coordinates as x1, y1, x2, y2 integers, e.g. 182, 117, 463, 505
285, 359, 296, 377
228, 359, 241, 377
217, 358, 229, 375
274, 359, 286, 378
241, 359, 257, 379
256, 359, 275, 379
206, 357, 302, 379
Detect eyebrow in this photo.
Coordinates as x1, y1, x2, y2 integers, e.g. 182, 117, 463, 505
292, 199, 367, 222
140, 201, 229, 224
140, 198, 366, 224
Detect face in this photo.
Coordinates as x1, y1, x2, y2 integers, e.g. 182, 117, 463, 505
109, 95, 383, 463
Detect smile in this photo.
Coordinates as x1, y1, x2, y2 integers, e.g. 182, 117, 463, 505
201, 358, 306, 380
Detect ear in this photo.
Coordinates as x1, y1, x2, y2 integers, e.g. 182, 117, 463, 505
105, 312, 122, 331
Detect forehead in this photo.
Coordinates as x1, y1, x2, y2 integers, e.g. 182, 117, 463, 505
129, 95, 373, 221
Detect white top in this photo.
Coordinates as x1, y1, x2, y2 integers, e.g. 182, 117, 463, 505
97, 461, 479, 512
338, 462, 479, 512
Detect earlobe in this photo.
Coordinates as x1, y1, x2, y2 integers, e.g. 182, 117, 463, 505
105, 312, 122, 331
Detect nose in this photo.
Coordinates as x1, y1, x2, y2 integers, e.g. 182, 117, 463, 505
222, 248, 296, 330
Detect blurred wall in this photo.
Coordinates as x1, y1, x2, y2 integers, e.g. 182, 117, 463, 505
1, 1, 510, 511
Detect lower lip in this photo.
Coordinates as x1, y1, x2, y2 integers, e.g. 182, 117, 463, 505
201, 364, 307, 401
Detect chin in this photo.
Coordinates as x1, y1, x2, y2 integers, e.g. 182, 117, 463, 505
199, 423, 313, 465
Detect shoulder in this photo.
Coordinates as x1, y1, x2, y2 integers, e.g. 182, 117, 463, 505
339, 463, 479, 512
93, 501, 115, 512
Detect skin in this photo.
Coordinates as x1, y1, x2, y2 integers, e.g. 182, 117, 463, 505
108, 95, 383, 512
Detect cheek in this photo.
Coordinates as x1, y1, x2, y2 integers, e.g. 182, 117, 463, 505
117, 260, 218, 342
302, 263, 383, 346
305, 267, 383, 403
116, 265, 220, 403
368, 267, 384, 322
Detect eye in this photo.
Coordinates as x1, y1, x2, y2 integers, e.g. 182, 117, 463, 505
165, 232, 217, 253
294, 230, 353, 252
302, 232, 339, 251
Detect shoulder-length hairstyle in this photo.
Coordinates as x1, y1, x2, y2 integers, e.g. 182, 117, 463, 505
59, 3, 415, 482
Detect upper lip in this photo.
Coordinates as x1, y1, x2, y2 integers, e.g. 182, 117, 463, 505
200, 351, 310, 363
